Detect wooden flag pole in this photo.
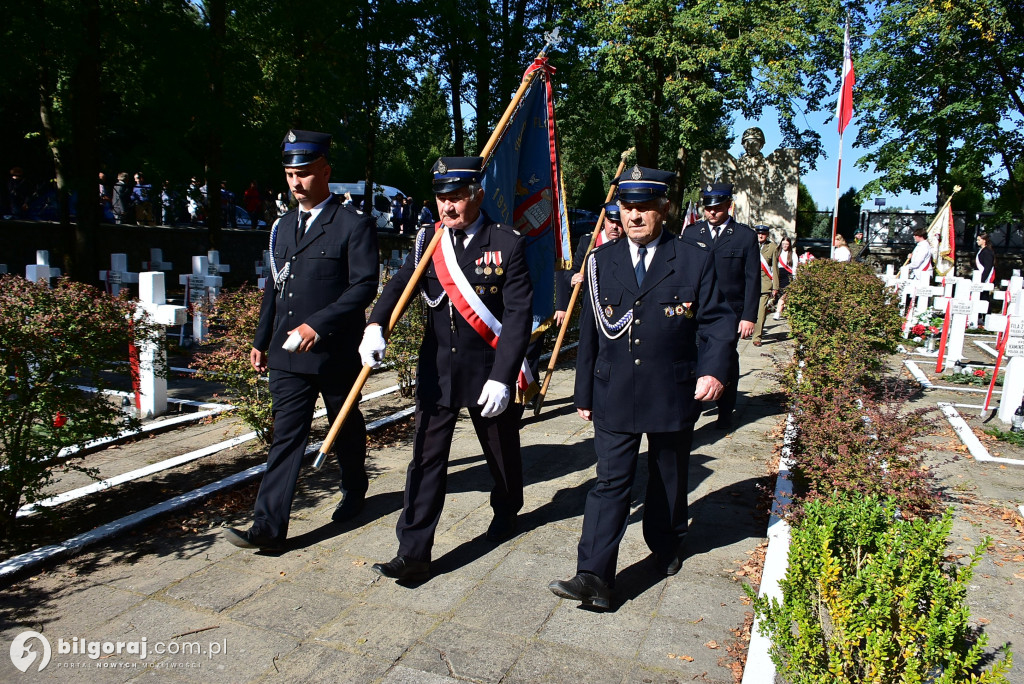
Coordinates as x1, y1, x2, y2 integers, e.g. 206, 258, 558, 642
315, 45, 555, 467
532, 148, 633, 416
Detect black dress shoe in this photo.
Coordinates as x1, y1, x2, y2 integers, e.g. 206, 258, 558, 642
656, 545, 687, 576
372, 555, 430, 581
223, 527, 284, 551
714, 416, 733, 430
485, 513, 518, 542
548, 572, 611, 611
332, 493, 366, 523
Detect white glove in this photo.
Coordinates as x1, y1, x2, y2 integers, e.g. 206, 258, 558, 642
358, 325, 387, 368
477, 380, 510, 418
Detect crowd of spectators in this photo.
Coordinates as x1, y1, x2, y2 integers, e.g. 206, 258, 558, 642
6, 165, 290, 229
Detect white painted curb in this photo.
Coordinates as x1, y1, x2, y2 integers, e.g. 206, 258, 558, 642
939, 403, 1024, 467
742, 414, 795, 683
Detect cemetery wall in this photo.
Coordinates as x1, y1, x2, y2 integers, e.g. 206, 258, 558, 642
0, 221, 413, 288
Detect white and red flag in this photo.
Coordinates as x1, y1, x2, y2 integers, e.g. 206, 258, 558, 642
837, 21, 855, 134
681, 201, 700, 229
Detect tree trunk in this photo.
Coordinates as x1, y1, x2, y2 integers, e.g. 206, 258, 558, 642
205, 0, 225, 249
66, 0, 102, 281
448, 50, 465, 156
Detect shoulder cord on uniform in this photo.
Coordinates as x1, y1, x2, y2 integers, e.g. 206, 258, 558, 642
587, 254, 633, 341
414, 226, 447, 308
268, 218, 290, 292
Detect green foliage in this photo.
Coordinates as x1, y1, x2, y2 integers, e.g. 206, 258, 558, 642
836, 187, 860, 238
190, 285, 273, 442
982, 427, 1024, 447
379, 272, 426, 398
750, 494, 1012, 683
0, 276, 157, 540
784, 259, 904, 392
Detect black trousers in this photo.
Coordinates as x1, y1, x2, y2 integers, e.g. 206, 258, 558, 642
396, 402, 524, 561
576, 424, 694, 585
253, 368, 367, 540
717, 301, 745, 418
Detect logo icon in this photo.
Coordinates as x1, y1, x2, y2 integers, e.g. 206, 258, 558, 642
630, 165, 642, 181
287, 130, 296, 143
10, 631, 51, 672
437, 160, 448, 174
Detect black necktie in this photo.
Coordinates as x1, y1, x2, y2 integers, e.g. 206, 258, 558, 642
635, 245, 647, 287
296, 210, 309, 242
454, 229, 466, 261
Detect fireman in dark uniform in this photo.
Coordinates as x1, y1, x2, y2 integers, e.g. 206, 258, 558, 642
359, 156, 534, 581
225, 129, 379, 550
548, 165, 735, 609
681, 183, 759, 429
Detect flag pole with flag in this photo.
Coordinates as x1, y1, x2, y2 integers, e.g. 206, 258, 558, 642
927, 184, 961, 277
830, 19, 855, 259
479, 35, 572, 402
533, 148, 634, 415
313, 35, 566, 467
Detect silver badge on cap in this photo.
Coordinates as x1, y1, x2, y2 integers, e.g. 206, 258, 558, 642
287, 130, 297, 143
630, 165, 642, 181
437, 160, 448, 174
706, 184, 712, 192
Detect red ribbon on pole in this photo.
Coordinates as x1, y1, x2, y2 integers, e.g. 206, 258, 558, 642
936, 299, 951, 373
983, 314, 1012, 414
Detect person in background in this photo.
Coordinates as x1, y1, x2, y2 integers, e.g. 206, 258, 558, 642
132, 172, 153, 225
774, 235, 798, 320
554, 201, 625, 328
244, 180, 262, 228
418, 199, 434, 226
833, 233, 852, 262
907, 227, 932, 279
111, 172, 133, 225
850, 228, 868, 261
751, 225, 779, 346
681, 183, 759, 430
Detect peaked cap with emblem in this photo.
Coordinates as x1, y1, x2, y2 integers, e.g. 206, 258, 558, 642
613, 165, 675, 203
431, 156, 484, 194
281, 129, 331, 167
603, 202, 622, 223
754, 224, 771, 234
701, 182, 734, 207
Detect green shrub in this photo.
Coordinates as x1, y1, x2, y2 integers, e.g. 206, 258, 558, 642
784, 259, 904, 394
190, 285, 272, 442
0, 276, 158, 540
750, 494, 1012, 683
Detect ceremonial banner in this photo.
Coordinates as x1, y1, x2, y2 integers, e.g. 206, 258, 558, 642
927, 187, 959, 277
681, 201, 701, 229
481, 57, 572, 333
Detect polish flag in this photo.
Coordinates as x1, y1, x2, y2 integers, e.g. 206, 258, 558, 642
837, 22, 854, 134
681, 201, 700, 229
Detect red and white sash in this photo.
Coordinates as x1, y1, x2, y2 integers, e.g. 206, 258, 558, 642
778, 252, 795, 276
431, 227, 534, 391
759, 251, 774, 280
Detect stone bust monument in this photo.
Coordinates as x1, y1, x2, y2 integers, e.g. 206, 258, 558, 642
701, 127, 799, 236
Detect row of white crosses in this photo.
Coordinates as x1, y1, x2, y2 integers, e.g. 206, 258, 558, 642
981, 272, 1024, 422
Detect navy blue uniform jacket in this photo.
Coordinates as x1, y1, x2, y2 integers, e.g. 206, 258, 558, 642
368, 218, 533, 408
254, 196, 379, 374
683, 219, 759, 323
575, 231, 736, 434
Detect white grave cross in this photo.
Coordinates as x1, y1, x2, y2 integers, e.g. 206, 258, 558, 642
206, 250, 231, 277
178, 256, 223, 343
141, 248, 173, 272
256, 250, 271, 290
136, 272, 187, 418
99, 253, 140, 296
967, 270, 995, 328
25, 250, 61, 287
937, 279, 989, 366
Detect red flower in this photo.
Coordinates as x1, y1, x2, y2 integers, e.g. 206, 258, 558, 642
928, 326, 940, 335
911, 324, 926, 336
53, 411, 68, 428
973, 369, 986, 377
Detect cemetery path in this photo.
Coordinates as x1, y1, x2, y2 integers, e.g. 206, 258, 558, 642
0, 321, 790, 683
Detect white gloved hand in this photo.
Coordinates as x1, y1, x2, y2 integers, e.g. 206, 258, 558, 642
358, 325, 387, 368
477, 380, 510, 418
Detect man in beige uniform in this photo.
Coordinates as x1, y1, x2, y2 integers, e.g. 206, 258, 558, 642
751, 224, 779, 347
